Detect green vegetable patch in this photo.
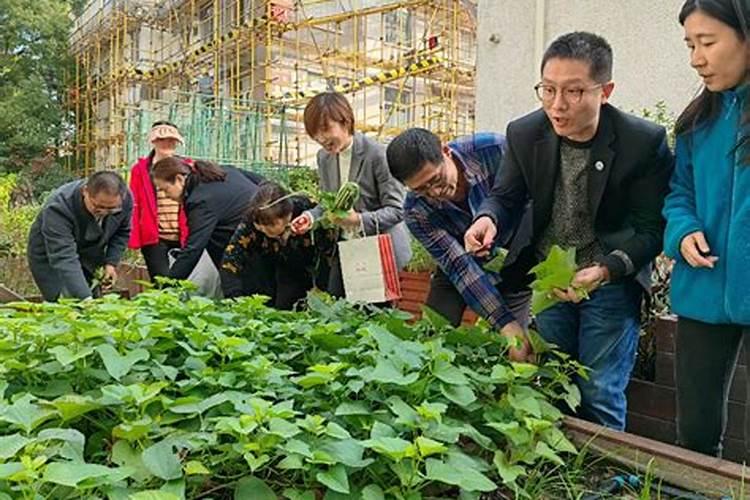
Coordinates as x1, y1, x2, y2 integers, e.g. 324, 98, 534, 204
0, 285, 583, 499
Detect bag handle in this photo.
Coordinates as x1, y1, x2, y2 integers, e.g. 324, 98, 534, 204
357, 214, 380, 238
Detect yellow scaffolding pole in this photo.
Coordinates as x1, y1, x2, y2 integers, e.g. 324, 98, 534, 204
69, 0, 478, 173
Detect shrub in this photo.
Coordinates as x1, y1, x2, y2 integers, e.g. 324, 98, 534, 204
286, 166, 321, 198
0, 174, 40, 258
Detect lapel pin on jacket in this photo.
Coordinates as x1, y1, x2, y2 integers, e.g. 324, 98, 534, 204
594, 160, 605, 171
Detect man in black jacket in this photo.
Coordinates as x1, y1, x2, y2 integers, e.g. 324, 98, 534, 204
28, 171, 132, 301
465, 32, 674, 430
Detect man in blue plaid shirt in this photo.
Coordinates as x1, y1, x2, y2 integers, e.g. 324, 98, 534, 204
387, 128, 534, 360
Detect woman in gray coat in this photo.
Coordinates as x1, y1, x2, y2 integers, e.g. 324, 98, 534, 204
292, 92, 411, 298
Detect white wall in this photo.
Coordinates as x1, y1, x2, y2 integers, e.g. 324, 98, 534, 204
476, 0, 701, 132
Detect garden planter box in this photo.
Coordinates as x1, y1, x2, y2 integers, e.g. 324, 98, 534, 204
0, 256, 36, 297
626, 315, 749, 463
0, 260, 147, 303
565, 416, 750, 498
397, 271, 432, 318
117, 263, 150, 297
0, 289, 132, 303
397, 271, 477, 324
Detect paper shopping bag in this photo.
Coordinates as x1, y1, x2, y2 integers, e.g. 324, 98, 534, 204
338, 233, 402, 303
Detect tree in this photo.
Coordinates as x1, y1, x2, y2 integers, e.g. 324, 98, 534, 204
0, 0, 79, 172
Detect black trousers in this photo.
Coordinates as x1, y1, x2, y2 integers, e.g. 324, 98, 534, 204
222, 256, 315, 310
324, 254, 345, 299
271, 265, 315, 310
675, 317, 750, 457
425, 268, 531, 328
141, 239, 180, 280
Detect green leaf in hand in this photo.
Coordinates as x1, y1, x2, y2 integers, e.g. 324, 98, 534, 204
529, 245, 580, 315
483, 248, 509, 273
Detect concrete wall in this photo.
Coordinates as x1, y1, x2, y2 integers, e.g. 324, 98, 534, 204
476, 0, 701, 132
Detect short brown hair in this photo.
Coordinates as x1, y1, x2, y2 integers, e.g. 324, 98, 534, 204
303, 92, 355, 137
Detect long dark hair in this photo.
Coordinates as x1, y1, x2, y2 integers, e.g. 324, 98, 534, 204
675, 0, 750, 141
152, 157, 226, 184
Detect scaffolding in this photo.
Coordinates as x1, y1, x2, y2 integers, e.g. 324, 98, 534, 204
67, 0, 477, 174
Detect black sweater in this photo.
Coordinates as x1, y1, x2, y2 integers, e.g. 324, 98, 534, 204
168, 166, 263, 279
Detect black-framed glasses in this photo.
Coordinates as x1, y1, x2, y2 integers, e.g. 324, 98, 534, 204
533, 83, 604, 105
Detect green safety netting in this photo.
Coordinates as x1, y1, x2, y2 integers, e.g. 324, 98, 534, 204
122, 92, 303, 184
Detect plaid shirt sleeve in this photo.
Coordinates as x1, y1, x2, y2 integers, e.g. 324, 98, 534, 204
405, 202, 516, 330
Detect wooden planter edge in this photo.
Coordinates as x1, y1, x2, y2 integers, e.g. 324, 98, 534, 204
564, 416, 749, 497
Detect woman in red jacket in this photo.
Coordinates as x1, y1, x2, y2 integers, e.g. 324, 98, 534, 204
128, 121, 189, 279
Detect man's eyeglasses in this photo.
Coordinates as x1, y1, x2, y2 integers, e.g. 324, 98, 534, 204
410, 162, 447, 195
533, 83, 604, 105
90, 204, 122, 215
84, 193, 122, 215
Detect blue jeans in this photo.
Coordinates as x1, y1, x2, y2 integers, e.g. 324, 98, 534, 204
535, 280, 642, 430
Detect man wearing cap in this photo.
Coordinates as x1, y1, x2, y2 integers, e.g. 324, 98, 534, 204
128, 121, 191, 279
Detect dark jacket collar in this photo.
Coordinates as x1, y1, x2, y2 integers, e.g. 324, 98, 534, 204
291, 195, 314, 216
70, 180, 97, 223
183, 173, 200, 200
586, 105, 617, 216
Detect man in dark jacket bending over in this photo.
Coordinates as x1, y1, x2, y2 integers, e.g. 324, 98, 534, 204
27, 171, 132, 301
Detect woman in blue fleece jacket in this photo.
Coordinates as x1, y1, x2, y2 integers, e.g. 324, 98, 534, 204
663, 0, 750, 457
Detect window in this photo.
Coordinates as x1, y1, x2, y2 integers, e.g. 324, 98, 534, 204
130, 29, 140, 62
140, 83, 154, 101
197, 3, 213, 42
384, 10, 412, 46
458, 29, 476, 64
383, 87, 412, 129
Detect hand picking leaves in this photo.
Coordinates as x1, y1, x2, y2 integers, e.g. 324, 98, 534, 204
529, 245, 588, 315
483, 247, 509, 273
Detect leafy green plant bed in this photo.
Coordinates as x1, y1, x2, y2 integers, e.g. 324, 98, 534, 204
0, 286, 585, 499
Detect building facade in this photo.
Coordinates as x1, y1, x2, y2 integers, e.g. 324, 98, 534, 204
476, 0, 699, 133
